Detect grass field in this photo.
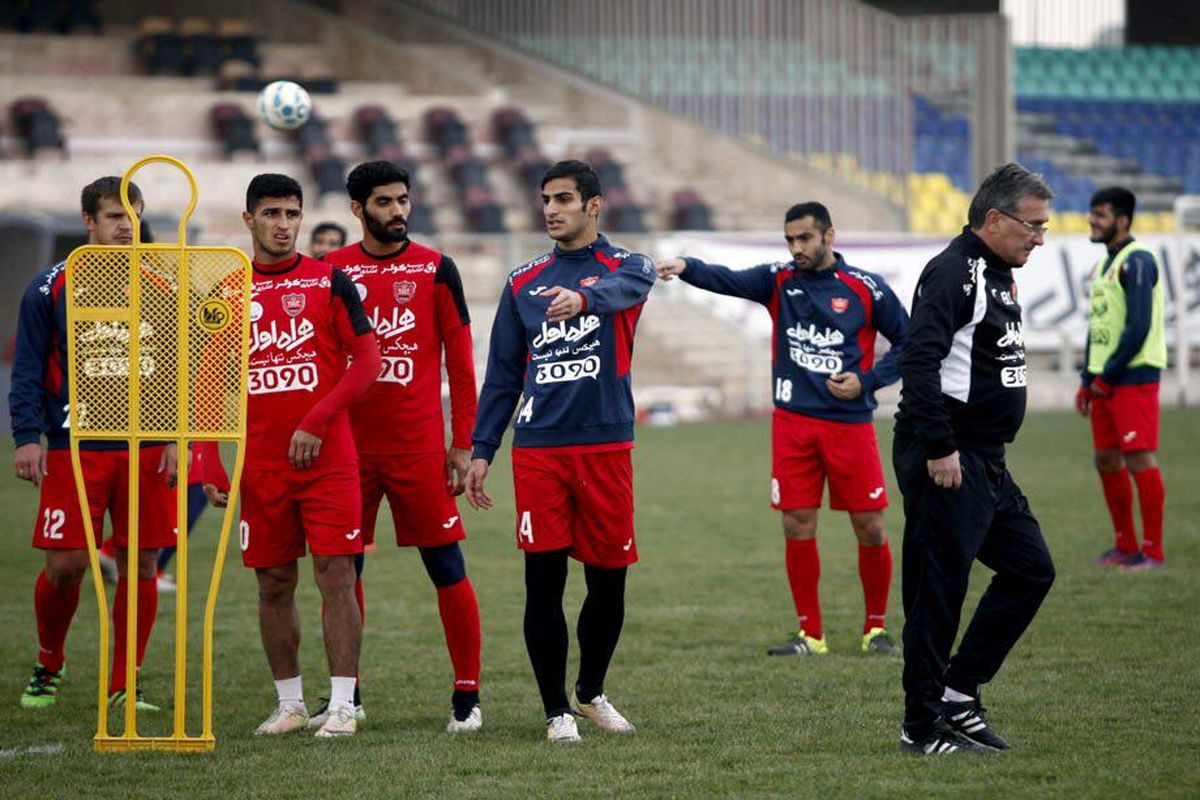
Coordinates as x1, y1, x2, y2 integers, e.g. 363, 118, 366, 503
0, 410, 1197, 798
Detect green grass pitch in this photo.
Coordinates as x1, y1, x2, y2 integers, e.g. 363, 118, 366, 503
0, 410, 1196, 798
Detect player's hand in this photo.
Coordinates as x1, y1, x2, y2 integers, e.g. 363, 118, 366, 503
927, 451, 963, 490
464, 458, 493, 510
1074, 386, 1092, 417
826, 372, 863, 400
203, 483, 229, 508
288, 430, 322, 470
1091, 377, 1112, 398
158, 442, 179, 488
543, 286, 583, 322
14, 443, 47, 487
655, 257, 686, 281
446, 447, 471, 496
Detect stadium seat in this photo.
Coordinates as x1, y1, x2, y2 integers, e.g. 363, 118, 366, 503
669, 189, 714, 231
209, 103, 259, 158
217, 18, 260, 68
136, 17, 187, 76
217, 59, 261, 92
10, 97, 65, 157
180, 17, 223, 77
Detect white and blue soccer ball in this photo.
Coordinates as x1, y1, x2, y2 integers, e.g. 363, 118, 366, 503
257, 80, 312, 131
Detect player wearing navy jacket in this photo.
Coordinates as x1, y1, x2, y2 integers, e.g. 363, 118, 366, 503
465, 160, 654, 743
658, 202, 909, 658
10, 177, 177, 712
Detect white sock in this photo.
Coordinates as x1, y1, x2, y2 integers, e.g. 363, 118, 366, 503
942, 686, 974, 703
275, 676, 303, 705
330, 676, 356, 710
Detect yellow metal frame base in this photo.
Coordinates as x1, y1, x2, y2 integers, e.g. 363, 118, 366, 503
94, 735, 215, 753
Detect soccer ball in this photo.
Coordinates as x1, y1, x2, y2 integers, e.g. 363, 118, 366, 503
257, 80, 312, 131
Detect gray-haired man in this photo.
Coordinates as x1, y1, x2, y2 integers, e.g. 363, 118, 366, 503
892, 163, 1057, 755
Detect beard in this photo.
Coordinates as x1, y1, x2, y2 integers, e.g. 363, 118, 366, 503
1090, 221, 1117, 244
794, 243, 828, 269
365, 208, 408, 244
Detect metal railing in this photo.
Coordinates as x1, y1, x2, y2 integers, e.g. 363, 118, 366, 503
401, 0, 1011, 192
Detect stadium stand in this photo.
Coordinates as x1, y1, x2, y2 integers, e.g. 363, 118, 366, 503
907, 46, 1199, 234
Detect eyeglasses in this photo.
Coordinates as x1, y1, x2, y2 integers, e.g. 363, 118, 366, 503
996, 209, 1049, 236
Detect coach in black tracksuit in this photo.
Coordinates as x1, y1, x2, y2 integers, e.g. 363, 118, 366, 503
893, 163, 1057, 755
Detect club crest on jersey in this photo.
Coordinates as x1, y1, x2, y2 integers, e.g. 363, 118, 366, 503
831, 297, 849, 314
281, 293, 306, 317
580, 275, 599, 288
393, 281, 417, 304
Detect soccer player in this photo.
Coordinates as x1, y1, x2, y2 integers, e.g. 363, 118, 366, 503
322, 161, 483, 732
1076, 187, 1167, 571
200, 174, 381, 738
10, 177, 176, 711
656, 202, 909, 656
894, 163, 1056, 755
465, 160, 655, 743
309, 222, 347, 260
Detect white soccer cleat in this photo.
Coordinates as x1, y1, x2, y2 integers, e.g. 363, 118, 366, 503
314, 703, 358, 738
546, 712, 581, 742
254, 701, 309, 735
307, 699, 366, 729
570, 693, 636, 733
446, 705, 482, 733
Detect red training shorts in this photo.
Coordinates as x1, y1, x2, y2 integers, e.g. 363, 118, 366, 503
511, 445, 637, 568
359, 450, 466, 548
33, 446, 177, 551
1090, 382, 1160, 453
771, 409, 888, 512
238, 462, 364, 569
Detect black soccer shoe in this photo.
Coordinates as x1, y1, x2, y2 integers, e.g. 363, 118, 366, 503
900, 723, 994, 755
941, 699, 1011, 750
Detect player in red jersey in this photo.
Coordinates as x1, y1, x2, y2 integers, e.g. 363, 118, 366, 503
10, 177, 177, 711
200, 174, 380, 738
322, 161, 482, 732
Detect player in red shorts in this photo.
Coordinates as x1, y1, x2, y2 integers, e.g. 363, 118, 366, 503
466, 160, 654, 742
657, 201, 909, 656
200, 174, 380, 738
10, 177, 177, 711
1076, 187, 1167, 570
322, 161, 482, 732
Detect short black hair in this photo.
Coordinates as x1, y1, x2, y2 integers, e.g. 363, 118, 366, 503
246, 173, 303, 213
311, 222, 347, 244
1090, 186, 1136, 223
81, 176, 142, 218
784, 201, 833, 231
346, 161, 410, 205
540, 159, 603, 204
